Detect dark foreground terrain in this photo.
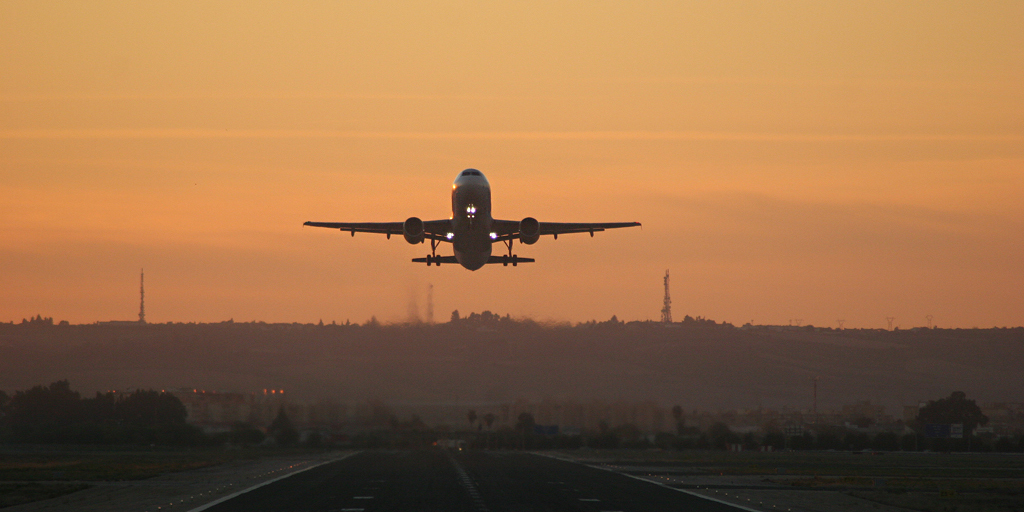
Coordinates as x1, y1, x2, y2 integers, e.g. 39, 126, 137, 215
5, 448, 1024, 512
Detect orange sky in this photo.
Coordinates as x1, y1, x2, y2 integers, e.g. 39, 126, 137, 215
2, 1, 1022, 328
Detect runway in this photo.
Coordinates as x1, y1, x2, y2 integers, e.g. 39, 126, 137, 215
200, 449, 750, 512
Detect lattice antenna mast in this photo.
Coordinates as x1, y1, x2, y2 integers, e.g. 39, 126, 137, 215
661, 270, 672, 323
886, 316, 895, 331
138, 269, 146, 324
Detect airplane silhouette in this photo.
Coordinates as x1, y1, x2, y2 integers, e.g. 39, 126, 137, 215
304, 169, 641, 270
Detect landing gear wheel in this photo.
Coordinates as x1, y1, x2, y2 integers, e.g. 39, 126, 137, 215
512, 254, 518, 267
425, 255, 432, 266
502, 255, 509, 266
435, 257, 441, 266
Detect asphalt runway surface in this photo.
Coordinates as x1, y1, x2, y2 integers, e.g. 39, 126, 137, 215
201, 449, 749, 512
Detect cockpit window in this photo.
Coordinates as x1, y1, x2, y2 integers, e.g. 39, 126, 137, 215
461, 169, 482, 176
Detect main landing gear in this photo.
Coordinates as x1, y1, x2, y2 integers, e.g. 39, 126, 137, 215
424, 239, 441, 266
500, 238, 519, 266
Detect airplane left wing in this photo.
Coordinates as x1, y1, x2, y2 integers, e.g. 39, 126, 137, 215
536, 221, 641, 236
303, 220, 453, 241
491, 219, 641, 240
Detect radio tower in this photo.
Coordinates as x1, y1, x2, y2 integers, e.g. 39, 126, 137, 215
138, 269, 146, 324
661, 270, 672, 323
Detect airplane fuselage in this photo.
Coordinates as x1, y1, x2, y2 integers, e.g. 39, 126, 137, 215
450, 170, 493, 270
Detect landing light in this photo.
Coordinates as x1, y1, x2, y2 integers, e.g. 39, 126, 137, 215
489, 232, 497, 240
446, 232, 454, 240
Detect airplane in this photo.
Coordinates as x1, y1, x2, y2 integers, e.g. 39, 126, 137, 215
304, 169, 641, 270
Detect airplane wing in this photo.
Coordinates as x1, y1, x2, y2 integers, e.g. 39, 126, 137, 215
303, 220, 453, 241
491, 219, 641, 240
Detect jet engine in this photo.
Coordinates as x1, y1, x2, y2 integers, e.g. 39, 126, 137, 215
519, 217, 540, 245
403, 217, 425, 244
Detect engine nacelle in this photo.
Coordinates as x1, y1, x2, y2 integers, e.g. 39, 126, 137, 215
519, 217, 540, 245
403, 217, 425, 244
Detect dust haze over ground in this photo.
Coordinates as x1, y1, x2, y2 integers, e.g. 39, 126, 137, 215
1, 315, 1020, 415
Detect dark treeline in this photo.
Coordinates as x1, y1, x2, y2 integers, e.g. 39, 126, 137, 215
0, 380, 203, 445
0, 380, 311, 448
3, 382, 1023, 453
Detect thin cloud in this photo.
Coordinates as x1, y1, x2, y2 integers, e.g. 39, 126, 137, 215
2, 129, 1021, 142
0, 92, 516, 102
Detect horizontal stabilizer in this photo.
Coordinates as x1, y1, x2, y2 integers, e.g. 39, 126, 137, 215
411, 255, 535, 265
412, 256, 459, 264
486, 256, 534, 265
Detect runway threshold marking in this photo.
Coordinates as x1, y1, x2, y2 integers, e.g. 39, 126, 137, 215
533, 453, 762, 512
186, 452, 359, 512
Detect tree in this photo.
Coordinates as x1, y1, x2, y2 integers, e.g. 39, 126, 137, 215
515, 412, 535, 433
467, 409, 477, 429
450, 310, 460, 322
269, 407, 299, 446
483, 413, 495, 429
116, 390, 187, 427
707, 422, 739, 450
229, 422, 266, 446
671, 405, 685, 434
916, 391, 989, 433
5, 380, 82, 439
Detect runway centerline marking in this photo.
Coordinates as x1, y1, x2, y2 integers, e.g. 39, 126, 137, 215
445, 451, 490, 512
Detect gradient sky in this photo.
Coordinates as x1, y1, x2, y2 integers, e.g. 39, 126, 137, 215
2, 1, 1022, 328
